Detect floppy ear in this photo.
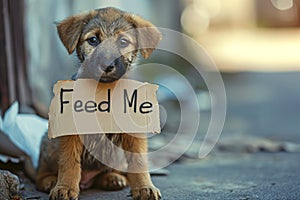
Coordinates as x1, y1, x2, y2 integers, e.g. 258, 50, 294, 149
56, 13, 90, 54
128, 15, 162, 59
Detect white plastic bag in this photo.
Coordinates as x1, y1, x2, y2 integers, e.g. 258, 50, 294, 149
0, 102, 48, 168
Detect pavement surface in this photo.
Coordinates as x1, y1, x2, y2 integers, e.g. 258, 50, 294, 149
20, 153, 300, 200
5, 72, 300, 199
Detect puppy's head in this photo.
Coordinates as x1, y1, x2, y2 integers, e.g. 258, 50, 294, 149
57, 7, 161, 82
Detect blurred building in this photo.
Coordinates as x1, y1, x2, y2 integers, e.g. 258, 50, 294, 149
180, 0, 300, 71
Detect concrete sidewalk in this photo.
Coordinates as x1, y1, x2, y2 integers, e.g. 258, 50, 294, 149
18, 151, 300, 200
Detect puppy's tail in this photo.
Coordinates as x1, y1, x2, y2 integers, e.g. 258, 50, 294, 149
24, 156, 36, 182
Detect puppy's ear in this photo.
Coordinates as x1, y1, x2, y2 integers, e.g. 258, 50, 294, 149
56, 13, 89, 54
127, 15, 162, 59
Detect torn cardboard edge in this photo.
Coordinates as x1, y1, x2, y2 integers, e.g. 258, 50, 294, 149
48, 79, 161, 139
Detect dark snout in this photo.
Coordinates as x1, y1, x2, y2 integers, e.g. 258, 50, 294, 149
99, 56, 126, 82
77, 43, 127, 83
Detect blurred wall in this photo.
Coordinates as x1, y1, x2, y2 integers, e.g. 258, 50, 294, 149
181, 0, 300, 71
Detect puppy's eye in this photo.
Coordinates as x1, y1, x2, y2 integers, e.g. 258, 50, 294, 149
119, 37, 130, 48
87, 36, 100, 46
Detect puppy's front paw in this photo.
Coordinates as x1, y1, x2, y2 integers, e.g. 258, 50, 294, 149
96, 172, 127, 191
131, 186, 161, 200
49, 185, 79, 200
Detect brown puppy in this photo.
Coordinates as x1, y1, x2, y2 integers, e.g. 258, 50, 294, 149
36, 7, 161, 200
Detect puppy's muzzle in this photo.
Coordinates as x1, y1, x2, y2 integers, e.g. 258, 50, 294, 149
97, 52, 121, 74
99, 56, 126, 82
79, 42, 127, 83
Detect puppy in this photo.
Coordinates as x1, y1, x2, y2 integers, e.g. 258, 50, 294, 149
36, 7, 161, 200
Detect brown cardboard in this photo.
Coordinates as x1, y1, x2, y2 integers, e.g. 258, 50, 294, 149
48, 79, 160, 139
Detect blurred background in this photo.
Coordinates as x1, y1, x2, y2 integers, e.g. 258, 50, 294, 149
1, 0, 300, 139
1, 0, 300, 199
1, 0, 300, 110
1, 0, 300, 150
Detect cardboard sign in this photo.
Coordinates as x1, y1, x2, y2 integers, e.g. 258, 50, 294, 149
48, 79, 160, 139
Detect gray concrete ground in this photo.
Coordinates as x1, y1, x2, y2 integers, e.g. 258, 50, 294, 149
7, 72, 300, 199
20, 152, 300, 200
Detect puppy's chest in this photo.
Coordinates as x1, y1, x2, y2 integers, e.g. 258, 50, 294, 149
80, 134, 126, 170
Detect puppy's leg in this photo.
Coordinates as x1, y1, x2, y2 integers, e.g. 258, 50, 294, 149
49, 135, 83, 200
93, 171, 128, 191
36, 162, 57, 192
123, 134, 161, 200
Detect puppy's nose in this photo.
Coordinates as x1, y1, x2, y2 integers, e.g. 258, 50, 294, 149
104, 65, 115, 73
